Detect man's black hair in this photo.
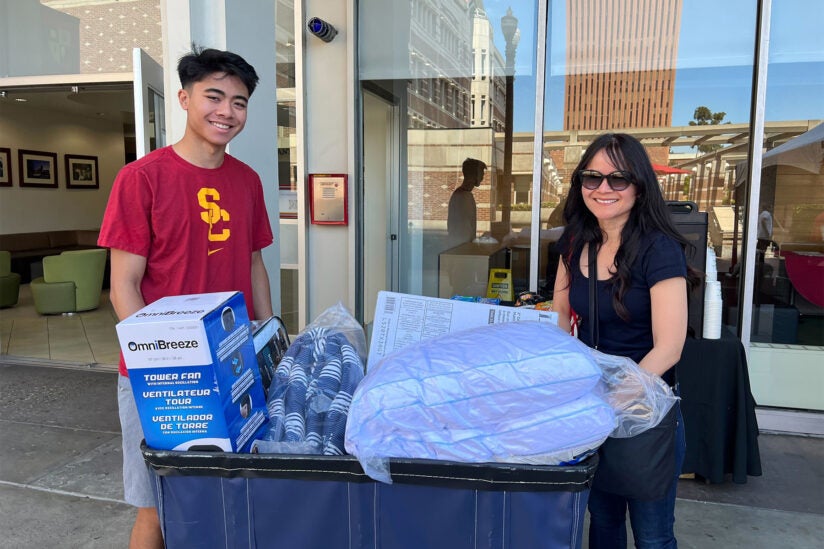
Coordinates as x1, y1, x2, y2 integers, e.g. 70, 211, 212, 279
177, 46, 259, 96
462, 157, 487, 177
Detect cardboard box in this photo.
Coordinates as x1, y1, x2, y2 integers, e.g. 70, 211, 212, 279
116, 292, 269, 452
367, 291, 558, 370
438, 242, 508, 298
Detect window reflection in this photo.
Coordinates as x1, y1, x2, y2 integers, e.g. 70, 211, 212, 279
751, 126, 824, 345
360, 0, 539, 299
563, 0, 681, 131
748, 0, 824, 348
360, 0, 822, 352
540, 0, 766, 338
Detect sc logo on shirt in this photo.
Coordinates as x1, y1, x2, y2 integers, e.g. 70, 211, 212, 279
198, 188, 230, 246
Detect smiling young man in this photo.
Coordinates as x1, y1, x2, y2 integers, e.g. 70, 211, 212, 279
98, 47, 273, 548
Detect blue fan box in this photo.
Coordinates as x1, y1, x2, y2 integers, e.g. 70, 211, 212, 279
116, 291, 269, 452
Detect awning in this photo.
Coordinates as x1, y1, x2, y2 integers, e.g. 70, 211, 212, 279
653, 163, 691, 175
762, 122, 824, 174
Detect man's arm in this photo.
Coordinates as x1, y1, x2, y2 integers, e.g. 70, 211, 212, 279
250, 250, 273, 320
109, 248, 148, 321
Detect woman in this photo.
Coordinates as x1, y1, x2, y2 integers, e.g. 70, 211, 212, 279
552, 133, 698, 548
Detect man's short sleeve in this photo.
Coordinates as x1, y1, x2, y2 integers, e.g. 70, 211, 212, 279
97, 166, 152, 257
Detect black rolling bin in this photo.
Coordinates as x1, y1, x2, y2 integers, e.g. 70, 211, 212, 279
142, 444, 598, 549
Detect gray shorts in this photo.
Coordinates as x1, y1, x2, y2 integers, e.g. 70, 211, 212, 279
118, 374, 157, 508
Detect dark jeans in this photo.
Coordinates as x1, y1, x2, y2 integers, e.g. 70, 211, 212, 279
587, 403, 686, 549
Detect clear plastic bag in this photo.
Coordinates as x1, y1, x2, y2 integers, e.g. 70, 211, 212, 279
589, 349, 678, 438
260, 302, 366, 455
344, 320, 676, 483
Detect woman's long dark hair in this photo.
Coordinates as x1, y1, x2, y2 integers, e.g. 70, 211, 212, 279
557, 133, 701, 321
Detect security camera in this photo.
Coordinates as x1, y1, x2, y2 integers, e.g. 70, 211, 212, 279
307, 17, 337, 43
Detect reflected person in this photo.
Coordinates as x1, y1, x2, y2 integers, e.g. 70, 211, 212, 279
757, 204, 774, 253
447, 158, 486, 247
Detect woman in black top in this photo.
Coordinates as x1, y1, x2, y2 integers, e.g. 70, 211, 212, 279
553, 133, 698, 548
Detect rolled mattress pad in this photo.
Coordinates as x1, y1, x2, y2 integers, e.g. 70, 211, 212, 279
345, 321, 614, 465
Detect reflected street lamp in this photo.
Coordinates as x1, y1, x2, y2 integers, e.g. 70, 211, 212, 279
501, 8, 519, 229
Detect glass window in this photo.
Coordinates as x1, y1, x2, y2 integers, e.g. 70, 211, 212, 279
359, 0, 820, 363
540, 0, 759, 342
360, 0, 539, 302
749, 1, 823, 348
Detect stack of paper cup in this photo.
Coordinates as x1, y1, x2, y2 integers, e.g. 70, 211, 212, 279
705, 247, 717, 281
703, 280, 723, 339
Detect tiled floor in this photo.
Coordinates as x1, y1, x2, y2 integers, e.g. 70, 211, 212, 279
0, 284, 120, 370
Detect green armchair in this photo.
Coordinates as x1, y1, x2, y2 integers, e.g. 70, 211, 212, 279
1, 250, 21, 308
30, 249, 108, 314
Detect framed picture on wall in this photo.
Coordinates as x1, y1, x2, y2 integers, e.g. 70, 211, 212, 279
18, 149, 58, 188
65, 154, 100, 189
0, 148, 11, 187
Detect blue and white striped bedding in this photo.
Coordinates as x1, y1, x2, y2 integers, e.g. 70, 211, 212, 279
264, 326, 364, 455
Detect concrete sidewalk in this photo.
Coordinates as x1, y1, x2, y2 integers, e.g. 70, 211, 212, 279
1, 361, 822, 548
1, 362, 131, 548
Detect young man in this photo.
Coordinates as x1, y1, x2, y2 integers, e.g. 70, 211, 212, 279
98, 47, 274, 548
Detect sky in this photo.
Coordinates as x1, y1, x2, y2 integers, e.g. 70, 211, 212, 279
481, 0, 824, 132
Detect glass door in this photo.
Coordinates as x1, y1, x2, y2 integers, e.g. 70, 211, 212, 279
132, 48, 166, 158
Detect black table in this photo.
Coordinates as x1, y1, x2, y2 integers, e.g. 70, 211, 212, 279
677, 331, 763, 483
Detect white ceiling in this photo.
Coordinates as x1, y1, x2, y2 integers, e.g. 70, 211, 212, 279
0, 84, 135, 124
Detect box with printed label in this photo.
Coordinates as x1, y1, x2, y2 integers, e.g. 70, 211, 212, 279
116, 291, 269, 452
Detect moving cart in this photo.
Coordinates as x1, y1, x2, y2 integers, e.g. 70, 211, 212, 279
142, 444, 597, 549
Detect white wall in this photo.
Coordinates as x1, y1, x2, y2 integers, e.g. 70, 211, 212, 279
304, 0, 355, 320
227, 1, 282, 319
0, 102, 124, 234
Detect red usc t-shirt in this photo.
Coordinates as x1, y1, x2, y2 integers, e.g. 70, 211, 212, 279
99, 146, 273, 375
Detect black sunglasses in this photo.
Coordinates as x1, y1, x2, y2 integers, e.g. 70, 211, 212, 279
577, 169, 634, 191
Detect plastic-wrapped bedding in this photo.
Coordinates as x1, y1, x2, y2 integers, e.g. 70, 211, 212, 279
354, 391, 613, 466
345, 321, 616, 482
264, 329, 361, 455
261, 303, 366, 455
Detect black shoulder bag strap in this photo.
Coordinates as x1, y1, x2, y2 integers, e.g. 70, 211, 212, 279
588, 243, 599, 350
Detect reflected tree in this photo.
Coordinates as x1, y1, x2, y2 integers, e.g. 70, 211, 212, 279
689, 106, 728, 152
